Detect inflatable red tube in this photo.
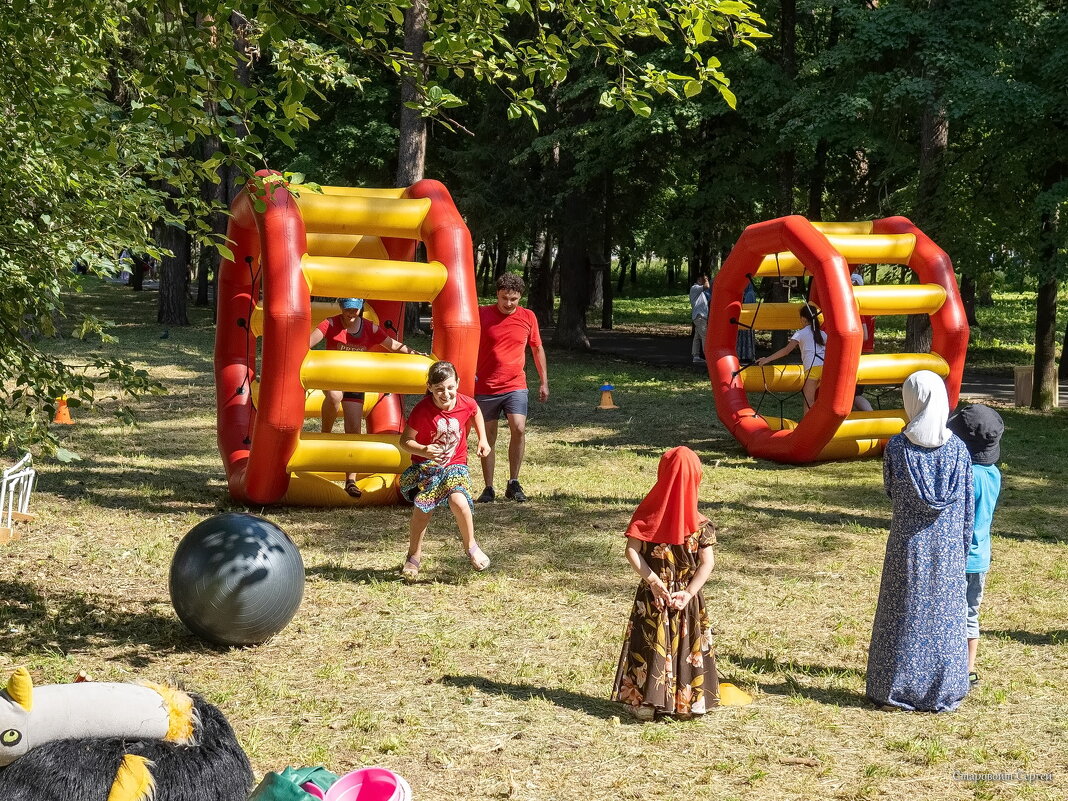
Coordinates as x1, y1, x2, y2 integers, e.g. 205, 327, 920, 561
707, 216, 863, 463
407, 180, 480, 397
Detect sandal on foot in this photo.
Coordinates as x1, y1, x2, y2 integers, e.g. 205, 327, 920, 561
466, 543, 491, 571
345, 479, 362, 498
628, 704, 656, 722
400, 555, 420, 581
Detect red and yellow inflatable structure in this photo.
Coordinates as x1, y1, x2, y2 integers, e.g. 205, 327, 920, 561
708, 216, 968, 463
214, 175, 479, 506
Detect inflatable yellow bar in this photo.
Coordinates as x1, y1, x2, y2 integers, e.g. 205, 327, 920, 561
301, 351, 433, 395
294, 193, 431, 239
283, 472, 399, 507
736, 302, 806, 330
305, 233, 389, 259
810, 221, 874, 235
853, 284, 946, 315
759, 416, 895, 458
740, 353, 948, 392
301, 256, 447, 301
829, 410, 909, 440
760, 415, 798, 431
319, 186, 407, 198
817, 439, 884, 460
856, 353, 949, 384
736, 285, 948, 330
740, 365, 822, 393
250, 381, 382, 418
287, 433, 411, 474
251, 300, 384, 337
755, 234, 917, 276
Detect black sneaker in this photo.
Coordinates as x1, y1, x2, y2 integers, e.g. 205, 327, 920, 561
968, 671, 979, 686
475, 486, 495, 503
505, 479, 528, 502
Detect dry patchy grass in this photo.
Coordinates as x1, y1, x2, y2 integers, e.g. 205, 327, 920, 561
1, 282, 1066, 800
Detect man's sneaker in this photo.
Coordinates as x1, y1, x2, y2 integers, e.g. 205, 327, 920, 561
475, 486, 495, 503
505, 479, 528, 502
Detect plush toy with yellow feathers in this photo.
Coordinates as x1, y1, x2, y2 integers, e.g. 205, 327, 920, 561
0, 668, 252, 801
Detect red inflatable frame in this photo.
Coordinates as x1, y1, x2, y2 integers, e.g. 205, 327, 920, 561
707, 215, 968, 463
214, 174, 479, 504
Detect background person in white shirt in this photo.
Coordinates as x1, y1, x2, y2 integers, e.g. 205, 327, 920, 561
689, 274, 710, 363
756, 304, 826, 412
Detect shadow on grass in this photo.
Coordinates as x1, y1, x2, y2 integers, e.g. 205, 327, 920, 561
986, 629, 1068, 646
0, 579, 223, 667
727, 654, 871, 709
440, 674, 625, 721
307, 564, 405, 584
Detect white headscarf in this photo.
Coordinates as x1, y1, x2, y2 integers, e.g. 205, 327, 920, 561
902, 370, 953, 448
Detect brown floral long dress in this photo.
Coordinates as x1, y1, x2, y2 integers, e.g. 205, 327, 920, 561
611, 524, 718, 716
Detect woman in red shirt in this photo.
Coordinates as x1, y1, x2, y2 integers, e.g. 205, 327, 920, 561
309, 297, 419, 497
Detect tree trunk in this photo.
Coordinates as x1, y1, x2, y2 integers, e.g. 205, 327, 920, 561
396, 0, 428, 188
777, 0, 797, 217
1033, 276, 1058, 410
494, 231, 509, 276
158, 220, 191, 326
769, 280, 790, 351
554, 182, 592, 349
396, 0, 429, 338
905, 98, 947, 354
959, 273, 979, 326
129, 253, 149, 291
808, 139, 827, 220
478, 246, 493, 293
907, 0, 948, 354
528, 228, 554, 326
616, 249, 630, 295
1033, 205, 1060, 409
599, 171, 614, 329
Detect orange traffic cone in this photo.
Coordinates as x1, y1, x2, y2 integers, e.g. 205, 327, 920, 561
597, 383, 619, 410
53, 396, 74, 425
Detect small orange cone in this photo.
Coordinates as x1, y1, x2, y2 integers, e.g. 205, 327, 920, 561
53, 396, 74, 425
718, 681, 754, 706
597, 383, 619, 410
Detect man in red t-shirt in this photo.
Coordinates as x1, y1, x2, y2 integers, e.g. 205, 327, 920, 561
474, 273, 549, 503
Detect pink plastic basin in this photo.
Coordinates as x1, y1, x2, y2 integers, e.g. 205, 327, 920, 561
305, 768, 411, 801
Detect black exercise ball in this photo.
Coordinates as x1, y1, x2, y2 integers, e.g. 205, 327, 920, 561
169, 513, 305, 646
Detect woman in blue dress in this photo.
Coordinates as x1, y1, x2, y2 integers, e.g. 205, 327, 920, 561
866, 370, 974, 712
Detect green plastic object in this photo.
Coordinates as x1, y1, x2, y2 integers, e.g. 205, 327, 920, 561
247, 767, 340, 800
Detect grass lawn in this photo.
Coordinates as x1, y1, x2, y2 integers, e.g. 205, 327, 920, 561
2, 280, 1066, 800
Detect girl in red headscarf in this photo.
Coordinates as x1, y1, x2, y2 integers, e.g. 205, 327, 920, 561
610, 446, 718, 720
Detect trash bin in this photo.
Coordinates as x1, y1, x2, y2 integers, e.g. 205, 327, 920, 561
1015, 365, 1060, 407
1014, 366, 1033, 406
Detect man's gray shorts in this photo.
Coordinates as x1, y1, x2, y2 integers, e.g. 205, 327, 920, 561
475, 389, 529, 421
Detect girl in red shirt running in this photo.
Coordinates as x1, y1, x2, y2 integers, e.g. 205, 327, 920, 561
398, 361, 491, 580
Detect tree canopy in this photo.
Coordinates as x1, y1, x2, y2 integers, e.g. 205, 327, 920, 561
0, 0, 766, 449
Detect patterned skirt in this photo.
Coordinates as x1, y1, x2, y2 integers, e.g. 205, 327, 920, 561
400, 462, 474, 513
